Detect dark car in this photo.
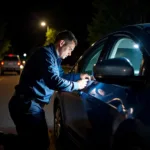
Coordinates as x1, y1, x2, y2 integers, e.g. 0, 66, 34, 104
53, 23, 150, 150
0, 54, 21, 75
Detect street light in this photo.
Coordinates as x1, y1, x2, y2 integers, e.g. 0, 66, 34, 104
23, 53, 27, 57
40, 21, 49, 31
40, 21, 46, 27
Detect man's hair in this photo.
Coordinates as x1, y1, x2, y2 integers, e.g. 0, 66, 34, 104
54, 30, 78, 46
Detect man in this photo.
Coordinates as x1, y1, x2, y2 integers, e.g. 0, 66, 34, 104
8, 30, 91, 150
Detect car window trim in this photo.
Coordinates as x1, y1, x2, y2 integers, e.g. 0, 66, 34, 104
100, 32, 146, 76
70, 37, 109, 73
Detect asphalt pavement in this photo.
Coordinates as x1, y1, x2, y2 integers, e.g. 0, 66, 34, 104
0, 73, 56, 150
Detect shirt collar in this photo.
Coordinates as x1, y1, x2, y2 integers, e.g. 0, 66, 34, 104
50, 43, 62, 62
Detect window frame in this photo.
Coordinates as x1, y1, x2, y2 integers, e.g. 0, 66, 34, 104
98, 32, 147, 76
70, 37, 109, 74
80, 42, 106, 74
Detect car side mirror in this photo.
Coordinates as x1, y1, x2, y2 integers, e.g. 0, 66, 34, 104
93, 58, 146, 87
94, 57, 134, 76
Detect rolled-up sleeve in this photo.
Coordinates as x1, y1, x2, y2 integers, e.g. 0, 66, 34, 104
41, 50, 79, 92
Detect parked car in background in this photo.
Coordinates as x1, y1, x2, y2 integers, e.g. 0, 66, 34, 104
53, 23, 150, 150
0, 54, 21, 75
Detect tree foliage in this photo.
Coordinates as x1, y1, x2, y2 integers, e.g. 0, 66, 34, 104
88, 0, 150, 44
0, 22, 11, 58
44, 27, 58, 46
0, 39, 11, 56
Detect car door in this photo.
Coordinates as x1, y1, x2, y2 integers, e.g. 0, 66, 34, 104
96, 33, 144, 111
78, 32, 145, 146
62, 31, 144, 145
81, 33, 144, 107
80, 36, 137, 112
63, 36, 129, 146
104, 33, 150, 128
60, 38, 110, 144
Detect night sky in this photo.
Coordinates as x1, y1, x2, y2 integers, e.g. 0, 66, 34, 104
0, 0, 93, 64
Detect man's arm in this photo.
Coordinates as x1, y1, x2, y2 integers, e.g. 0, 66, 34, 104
59, 65, 81, 81
41, 49, 79, 92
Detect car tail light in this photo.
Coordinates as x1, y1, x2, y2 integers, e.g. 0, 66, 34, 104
8, 54, 14, 57
1, 61, 4, 65
17, 62, 20, 66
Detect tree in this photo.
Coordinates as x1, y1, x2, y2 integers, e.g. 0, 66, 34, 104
0, 39, 11, 57
0, 22, 11, 59
87, 0, 150, 44
87, 0, 121, 44
44, 27, 58, 46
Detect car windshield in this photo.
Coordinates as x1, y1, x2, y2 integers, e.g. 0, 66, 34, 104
3, 56, 19, 61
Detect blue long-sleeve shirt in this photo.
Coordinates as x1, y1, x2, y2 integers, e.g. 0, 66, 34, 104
15, 44, 81, 104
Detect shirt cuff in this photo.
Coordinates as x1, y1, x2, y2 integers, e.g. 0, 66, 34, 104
72, 81, 79, 91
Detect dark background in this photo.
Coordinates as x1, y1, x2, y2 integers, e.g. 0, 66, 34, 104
0, 0, 93, 64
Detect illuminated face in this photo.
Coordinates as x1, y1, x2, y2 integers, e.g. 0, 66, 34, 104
57, 40, 76, 59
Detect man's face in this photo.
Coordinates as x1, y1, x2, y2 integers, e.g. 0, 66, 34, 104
58, 40, 76, 59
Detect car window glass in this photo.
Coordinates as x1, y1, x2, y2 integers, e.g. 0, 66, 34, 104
81, 43, 105, 75
3, 56, 19, 61
108, 38, 143, 76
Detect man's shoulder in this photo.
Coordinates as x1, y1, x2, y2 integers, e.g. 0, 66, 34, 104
42, 44, 55, 55
37, 44, 57, 63
43, 44, 54, 50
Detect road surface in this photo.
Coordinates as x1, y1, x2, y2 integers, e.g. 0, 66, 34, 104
0, 73, 55, 149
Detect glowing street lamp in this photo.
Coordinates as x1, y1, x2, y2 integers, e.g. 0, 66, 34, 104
40, 21, 46, 27
23, 53, 27, 57
40, 21, 49, 32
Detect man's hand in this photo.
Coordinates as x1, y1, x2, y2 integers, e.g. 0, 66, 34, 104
77, 79, 88, 90
80, 73, 91, 80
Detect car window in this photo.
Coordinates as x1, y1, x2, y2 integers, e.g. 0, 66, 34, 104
81, 43, 105, 75
3, 56, 19, 61
108, 38, 143, 76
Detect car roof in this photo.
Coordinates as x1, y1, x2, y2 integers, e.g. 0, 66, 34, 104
3, 54, 20, 60
70, 23, 150, 71
127, 23, 150, 29
92, 23, 150, 56
4, 54, 19, 57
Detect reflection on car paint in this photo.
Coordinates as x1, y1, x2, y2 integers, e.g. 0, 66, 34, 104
89, 88, 96, 96
97, 89, 105, 96
82, 80, 129, 114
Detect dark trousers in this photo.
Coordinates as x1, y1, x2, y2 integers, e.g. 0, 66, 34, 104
8, 95, 50, 150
